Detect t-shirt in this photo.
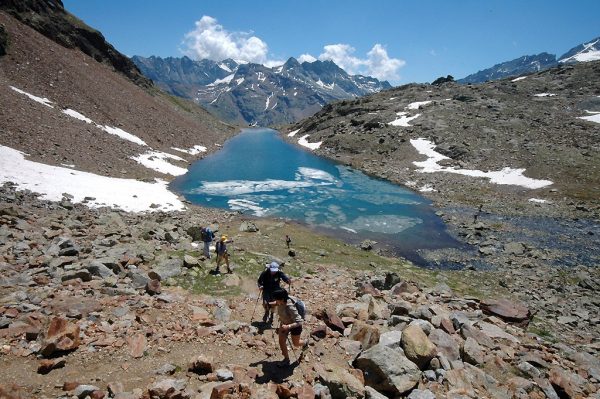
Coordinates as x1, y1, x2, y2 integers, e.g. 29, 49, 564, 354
216, 241, 227, 255
257, 269, 290, 293
277, 296, 303, 325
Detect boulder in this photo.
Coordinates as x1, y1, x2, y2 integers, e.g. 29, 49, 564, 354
407, 389, 436, 399
145, 279, 161, 295
461, 337, 485, 365
148, 379, 188, 399
183, 255, 200, 268
480, 298, 531, 324
428, 328, 461, 361
378, 330, 402, 349
37, 357, 66, 374
354, 343, 421, 396
314, 363, 365, 399
152, 258, 183, 280
320, 309, 345, 333
239, 221, 259, 232
349, 321, 380, 350
400, 324, 436, 369
189, 355, 214, 375
127, 333, 146, 358
40, 317, 80, 357
364, 386, 388, 399
86, 260, 116, 279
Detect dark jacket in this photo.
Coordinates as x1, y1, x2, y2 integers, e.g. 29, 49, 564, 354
257, 269, 290, 294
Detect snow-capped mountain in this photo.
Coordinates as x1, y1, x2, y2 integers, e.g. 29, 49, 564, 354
458, 36, 600, 84
457, 53, 557, 84
132, 56, 392, 126
558, 36, 600, 64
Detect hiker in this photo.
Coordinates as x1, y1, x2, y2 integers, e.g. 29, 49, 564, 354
285, 234, 292, 249
257, 261, 290, 323
201, 226, 215, 259
270, 288, 308, 367
214, 235, 232, 274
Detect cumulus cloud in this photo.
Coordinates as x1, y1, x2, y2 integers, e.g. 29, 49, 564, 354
318, 43, 405, 82
181, 16, 269, 64
298, 53, 317, 63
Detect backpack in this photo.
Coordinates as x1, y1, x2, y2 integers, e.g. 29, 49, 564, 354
291, 297, 306, 320
200, 227, 211, 241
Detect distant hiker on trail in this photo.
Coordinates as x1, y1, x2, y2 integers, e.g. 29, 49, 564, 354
214, 235, 232, 274
201, 226, 215, 259
257, 262, 290, 323
473, 204, 484, 223
285, 235, 292, 249
270, 288, 308, 367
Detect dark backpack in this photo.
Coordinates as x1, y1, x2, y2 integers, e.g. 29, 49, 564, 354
291, 297, 306, 319
200, 227, 211, 241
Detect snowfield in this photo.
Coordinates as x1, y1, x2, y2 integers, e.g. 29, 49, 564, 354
0, 145, 184, 212
388, 112, 421, 127
411, 138, 553, 189
298, 134, 322, 150
131, 151, 188, 176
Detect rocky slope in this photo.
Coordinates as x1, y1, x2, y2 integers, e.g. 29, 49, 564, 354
1, 184, 599, 398
0, 0, 151, 88
132, 55, 392, 126
0, 7, 237, 184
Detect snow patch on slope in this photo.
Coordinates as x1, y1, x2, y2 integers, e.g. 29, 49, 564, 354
410, 138, 553, 189
0, 145, 184, 212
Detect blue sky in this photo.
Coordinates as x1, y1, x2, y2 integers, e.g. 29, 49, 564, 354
63, 0, 600, 85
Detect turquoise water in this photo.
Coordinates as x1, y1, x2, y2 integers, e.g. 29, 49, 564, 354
170, 128, 460, 263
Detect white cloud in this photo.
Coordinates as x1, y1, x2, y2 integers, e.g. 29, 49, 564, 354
182, 16, 269, 64
298, 53, 317, 63
318, 43, 405, 82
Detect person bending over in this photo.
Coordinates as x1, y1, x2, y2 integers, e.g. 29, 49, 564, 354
270, 288, 308, 367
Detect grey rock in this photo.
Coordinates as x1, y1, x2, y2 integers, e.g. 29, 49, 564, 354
183, 254, 200, 268
407, 389, 436, 399
61, 269, 92, 282
364, 386, 388, 399
87, 260, 116, 279
239, 221, 259, 232
73, 385, 101, 398
461, 337, 485, 365
152, 257, 183, 280
517, 361, 542, 379
216, 368, 234, 381
379, 330, 402, 349
155, 363, 177, 375
354, 343, 420, 396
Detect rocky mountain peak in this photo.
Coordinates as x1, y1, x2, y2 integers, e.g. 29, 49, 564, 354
133, 55, 392, 126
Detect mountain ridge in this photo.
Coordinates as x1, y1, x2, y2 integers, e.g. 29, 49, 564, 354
458, 36, 600, 84
132, 55, 392, 126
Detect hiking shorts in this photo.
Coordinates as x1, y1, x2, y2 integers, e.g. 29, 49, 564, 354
289, 325, 302, 336
262, 290, 274, 304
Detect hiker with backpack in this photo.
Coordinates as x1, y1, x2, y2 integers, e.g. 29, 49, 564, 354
201, 226, 215, 259
270, 288, 308, 367
257, 262, 290, 323
214, 235, 233, 274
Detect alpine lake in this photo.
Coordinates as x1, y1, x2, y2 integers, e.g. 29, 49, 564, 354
171, 128, 462, 266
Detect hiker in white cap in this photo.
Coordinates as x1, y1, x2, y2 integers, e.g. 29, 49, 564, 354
257, 261, 290, 323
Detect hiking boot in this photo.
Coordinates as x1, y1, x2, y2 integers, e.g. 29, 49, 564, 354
262, 311, 269, 323
267, 312, 273, 323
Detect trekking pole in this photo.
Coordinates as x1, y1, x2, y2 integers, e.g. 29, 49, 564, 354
249, 290, 261, 323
